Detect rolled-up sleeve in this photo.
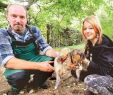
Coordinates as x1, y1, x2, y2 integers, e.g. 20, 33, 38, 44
32, 26, 52, 54
0, 29, 14, 66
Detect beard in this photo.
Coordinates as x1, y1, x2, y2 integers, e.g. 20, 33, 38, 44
13, 24, 25, 34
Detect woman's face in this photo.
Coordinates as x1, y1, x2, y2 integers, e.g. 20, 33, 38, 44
83, 21, 97, 41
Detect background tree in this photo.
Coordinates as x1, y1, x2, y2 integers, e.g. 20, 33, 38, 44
0, 0, 113, 47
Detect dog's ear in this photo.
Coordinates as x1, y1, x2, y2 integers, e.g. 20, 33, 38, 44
60, 48, 70, 57
80, 53, 85, 59
57, 57, 62, 63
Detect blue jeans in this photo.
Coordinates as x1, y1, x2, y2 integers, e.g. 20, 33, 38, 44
4, 55, 54, 91
84, 74, 113, 95
6, 70, 52, 91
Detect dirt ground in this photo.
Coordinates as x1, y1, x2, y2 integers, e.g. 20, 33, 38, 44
0, 68, 85, 95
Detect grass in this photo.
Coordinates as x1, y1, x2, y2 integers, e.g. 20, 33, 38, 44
54, 43, 85, 51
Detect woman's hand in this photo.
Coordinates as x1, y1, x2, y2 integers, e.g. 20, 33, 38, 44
82, 58, 90, 67
68, 63, 76, 70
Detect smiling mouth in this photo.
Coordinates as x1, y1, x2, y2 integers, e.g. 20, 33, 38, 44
86, 34, 92, 37
14, 24, 22, 26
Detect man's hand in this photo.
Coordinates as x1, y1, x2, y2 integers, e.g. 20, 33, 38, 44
46, 49, 59, 58
38, 61, 54, 72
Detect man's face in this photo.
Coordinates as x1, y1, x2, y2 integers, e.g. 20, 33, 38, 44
7, 5, 27, 34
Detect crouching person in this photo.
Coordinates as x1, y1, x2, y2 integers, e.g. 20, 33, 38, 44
81, 15, 113, 95
0, 4, 58, 95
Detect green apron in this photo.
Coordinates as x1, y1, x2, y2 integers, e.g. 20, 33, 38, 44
4, 38, 53, 77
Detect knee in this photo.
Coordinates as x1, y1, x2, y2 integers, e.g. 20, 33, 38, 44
84, 75, 98, 89
6, 72, 30, 90
84, 75, 93, 84
7, 71, 30, 83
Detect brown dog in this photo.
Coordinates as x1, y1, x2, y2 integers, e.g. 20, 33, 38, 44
70, 49, 88, 82
54, 48, 71, 89
54, 48, 89, 89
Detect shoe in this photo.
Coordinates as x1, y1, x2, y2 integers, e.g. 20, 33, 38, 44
84, 90, 95, 95
38, 83, 48, 89
7, 90, 19, 95
26, 82, 49, 94
32, 82, 49, 89
27, 81, 49, 90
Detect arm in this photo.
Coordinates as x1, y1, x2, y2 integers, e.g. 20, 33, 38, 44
0, 29, 53, 72
33, 27, 58, 57
87, 47, 113, 75
45, 49, 59, 58
5, 57, 54, 72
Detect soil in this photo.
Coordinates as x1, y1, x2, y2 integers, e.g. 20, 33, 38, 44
0, 68, 85, 95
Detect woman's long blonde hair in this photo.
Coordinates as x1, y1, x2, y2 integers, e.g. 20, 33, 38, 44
82, 15, 103, 44
82, 15, 103, 58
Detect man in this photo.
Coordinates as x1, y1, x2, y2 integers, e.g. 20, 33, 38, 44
0, 4, 58, 95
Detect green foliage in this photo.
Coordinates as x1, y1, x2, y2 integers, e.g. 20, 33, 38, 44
28, 0, 104, 36
29, 0, 104, 28
0, 0, 113, 46
55, 43, 85, 50
0, 12, 7, 28
101, 18, 113, 40
99, 1, 113, 40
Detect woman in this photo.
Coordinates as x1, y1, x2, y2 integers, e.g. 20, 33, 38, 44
81, 15, 113, 95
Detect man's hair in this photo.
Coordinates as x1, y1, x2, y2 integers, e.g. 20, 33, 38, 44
6, 4, 27, 15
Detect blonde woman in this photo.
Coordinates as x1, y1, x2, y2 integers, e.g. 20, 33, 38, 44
81, 15, 113, 95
